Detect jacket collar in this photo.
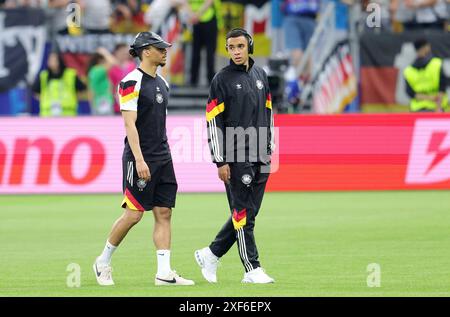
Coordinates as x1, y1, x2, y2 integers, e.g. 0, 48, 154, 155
228, 57, 255, 72
412, 53, 433, 69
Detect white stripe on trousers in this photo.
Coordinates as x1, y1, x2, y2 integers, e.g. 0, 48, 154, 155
237, 228, 253, 272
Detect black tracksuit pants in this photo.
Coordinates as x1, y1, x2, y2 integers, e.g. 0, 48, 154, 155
190, 18, 218, 86
209, 162, 270, 272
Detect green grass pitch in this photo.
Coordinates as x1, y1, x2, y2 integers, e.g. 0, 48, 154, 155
1, 191, 449, 297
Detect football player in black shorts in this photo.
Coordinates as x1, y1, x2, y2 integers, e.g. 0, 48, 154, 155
93, 32, 194, 286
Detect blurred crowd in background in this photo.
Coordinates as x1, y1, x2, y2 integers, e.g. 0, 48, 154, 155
0, 0, 449, 116
1, 1, 449, 33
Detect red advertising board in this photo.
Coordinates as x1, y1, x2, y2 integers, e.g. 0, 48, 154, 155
1, 114, 449, 193
267, 113, 450, 191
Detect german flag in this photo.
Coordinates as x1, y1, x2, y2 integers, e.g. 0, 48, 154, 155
119, 80, 139, 104
206, 98, 225, 122
232, 208, 247, 230
266, 93, 272, 110
121, 188, 145, 211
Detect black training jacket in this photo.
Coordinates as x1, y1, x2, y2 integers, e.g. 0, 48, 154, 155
206, 58, 274, 167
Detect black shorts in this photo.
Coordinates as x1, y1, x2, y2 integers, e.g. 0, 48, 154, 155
121, 159, 177, 212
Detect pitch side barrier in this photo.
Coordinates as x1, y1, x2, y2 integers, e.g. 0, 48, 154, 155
0, 113, 449, 194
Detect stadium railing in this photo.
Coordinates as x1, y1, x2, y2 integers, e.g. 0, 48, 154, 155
296, 2, 336, 112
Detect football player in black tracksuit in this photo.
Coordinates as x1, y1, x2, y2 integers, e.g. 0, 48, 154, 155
195, 28, 275, 284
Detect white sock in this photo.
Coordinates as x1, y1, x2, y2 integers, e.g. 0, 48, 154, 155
97, 241, 117, 265
156, 250, 171, 277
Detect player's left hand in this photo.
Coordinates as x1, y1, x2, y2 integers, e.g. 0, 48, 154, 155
136, 160, 151, 181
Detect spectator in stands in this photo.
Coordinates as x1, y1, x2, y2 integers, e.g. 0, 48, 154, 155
1, 0, 42, 7
281, 0, 319, 72
87, 48, 116, 115
20, 0, 41, 6
111, 0, 148, 33
108, 43, 137, 114
184, 0, 222, 86
48, 0, 75, 35
32, 52, 86, 117
281, 0, 319, 111
81, 0, 112, 34
112, 0, 140, 19
2, 0, 17, 7
447, 0, 450, 31
403, 38, 448, 112
391, 0, 448, 31
144, 0, 185, 33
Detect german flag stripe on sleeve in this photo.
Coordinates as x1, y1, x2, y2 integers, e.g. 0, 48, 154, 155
119, 86, 135, 96
266, 93, 272, 110
120, 91, 139, 104
119, 80, 139, 104
119, 80, 137, 94
206, 98, 225, 122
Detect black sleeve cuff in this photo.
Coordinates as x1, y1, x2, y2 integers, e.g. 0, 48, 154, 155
216, 162, 228, 168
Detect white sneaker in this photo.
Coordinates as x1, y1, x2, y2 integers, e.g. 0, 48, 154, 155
242, 267, 274, 284
93, 258, 114, 286
194, 247, 219, 283
155, 270, 195, 286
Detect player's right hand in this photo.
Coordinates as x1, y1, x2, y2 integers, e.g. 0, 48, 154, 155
218, 164, 231, 184
136, 160, 151, 181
